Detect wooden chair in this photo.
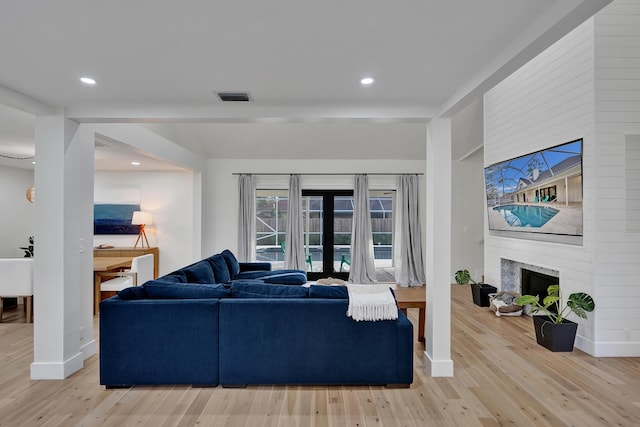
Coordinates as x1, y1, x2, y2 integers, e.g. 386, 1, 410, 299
0, 258, 34, 323
97, 254, 154, 301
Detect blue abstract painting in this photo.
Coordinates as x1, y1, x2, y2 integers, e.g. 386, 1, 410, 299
94, 204, 140, 235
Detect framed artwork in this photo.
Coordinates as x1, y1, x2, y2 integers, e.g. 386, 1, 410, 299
94, 203, 141, 235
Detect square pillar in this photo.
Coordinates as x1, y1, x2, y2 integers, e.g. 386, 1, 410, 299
425, 118, 454, 377
31, 112, 95, 379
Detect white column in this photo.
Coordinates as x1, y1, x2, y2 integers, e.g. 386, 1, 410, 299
425, 118, 454, 377
31, 113, 95, 379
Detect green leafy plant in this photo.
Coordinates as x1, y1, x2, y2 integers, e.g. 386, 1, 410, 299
20, 235, 34, 258
515, 284, 595, 324
454, 269, 481, 287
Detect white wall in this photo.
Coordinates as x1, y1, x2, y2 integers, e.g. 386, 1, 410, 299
485, 0, 640, 357
205, 158, 426, 258
592, 0, 640, 356
94, 170, 195, 275
451, 99, 485, 281
0, 165, 34, 257
484, 18, 598, 352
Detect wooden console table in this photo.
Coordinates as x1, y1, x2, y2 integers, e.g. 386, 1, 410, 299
394, 286, 425, 343
93, 247, 159, 279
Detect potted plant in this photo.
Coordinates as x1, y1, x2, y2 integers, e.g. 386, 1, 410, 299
515, 284, 595, 352
454, 269, 497, 307
20, 236, 34, 257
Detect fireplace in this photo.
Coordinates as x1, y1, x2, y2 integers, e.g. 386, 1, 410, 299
521, 269, 558, 313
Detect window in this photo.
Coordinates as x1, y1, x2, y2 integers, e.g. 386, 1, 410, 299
255, 190, 287, 263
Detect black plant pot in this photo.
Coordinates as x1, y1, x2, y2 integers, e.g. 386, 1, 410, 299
532, 315, 578, 352
470, 284, 498, 307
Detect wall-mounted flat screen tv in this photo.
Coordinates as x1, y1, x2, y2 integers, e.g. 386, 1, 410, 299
484, 139, 583, 242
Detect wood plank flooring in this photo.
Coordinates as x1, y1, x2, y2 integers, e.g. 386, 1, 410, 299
0, 285, 638, 426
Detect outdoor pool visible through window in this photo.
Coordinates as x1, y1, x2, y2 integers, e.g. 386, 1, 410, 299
493, 205, 559, 228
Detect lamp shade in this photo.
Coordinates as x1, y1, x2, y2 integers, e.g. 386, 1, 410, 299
25, 186, 35, 203
131, 211, 153, 225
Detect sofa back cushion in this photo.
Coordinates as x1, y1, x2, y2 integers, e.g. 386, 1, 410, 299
221, 250, 240, 278
117, 286, 148, 300
206, 254, 231, 283
159, 270, 187, 283
231, 281, 309, 298
143, 280, 231, 299
181, 260, 215, 284
308, 285, 349, 299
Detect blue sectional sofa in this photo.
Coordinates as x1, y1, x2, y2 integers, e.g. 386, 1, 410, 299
99, 250, 414, 388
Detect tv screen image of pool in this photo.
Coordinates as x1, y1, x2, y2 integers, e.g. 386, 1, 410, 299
484, 139, 583, 237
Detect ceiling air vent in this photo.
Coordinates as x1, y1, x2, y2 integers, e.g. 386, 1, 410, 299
217, 92, 251, 102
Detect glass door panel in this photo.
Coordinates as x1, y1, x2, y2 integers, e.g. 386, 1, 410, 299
334, 196, 353, 273
302, 196, 323, 273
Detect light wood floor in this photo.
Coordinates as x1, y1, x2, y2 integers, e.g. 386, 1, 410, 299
0, 285, 639, 426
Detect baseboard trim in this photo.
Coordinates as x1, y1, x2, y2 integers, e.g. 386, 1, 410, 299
80, 339, 96, 360
423, 350, 454, 377
592, 341, 640, 357
31, 351, 84, 380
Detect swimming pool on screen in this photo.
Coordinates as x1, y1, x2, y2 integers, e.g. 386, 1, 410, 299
492, 204, 559, 228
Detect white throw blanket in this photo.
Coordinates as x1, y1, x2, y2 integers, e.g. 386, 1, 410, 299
346, 284, 398, 321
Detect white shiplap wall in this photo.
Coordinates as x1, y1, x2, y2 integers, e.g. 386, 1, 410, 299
593, 0, 640, 356
484, 18, 598, 353
626, 135, 640, 232
485, 0, 640, 357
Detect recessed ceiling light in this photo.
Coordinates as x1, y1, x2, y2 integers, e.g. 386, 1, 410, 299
131, 161, 141, 166
80, 77, 97, 85
360, 77, 374, 85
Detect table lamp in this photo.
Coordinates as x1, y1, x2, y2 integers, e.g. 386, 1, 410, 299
131, 211, 153, 248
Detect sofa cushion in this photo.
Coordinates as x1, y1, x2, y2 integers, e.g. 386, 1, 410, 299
235, 270, 307, 285
117, 286, 148, 300
181, 261, 215, 284
231, 281, 309, 298
206, 254, 231, 283
262, 271, 308, 285
143, 280, 231, 299
221, 250, 240, 278
308, 285, 349, 299
239, 262, 272, 272
159, 271, 187, 283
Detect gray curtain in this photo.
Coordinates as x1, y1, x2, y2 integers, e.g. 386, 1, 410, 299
237, 174, 255, 262
395, 174, 426, 287
349, 174, 377, 283
284, 174, 305, 269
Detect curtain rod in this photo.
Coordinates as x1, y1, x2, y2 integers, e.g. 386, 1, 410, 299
232, 172, 424, 176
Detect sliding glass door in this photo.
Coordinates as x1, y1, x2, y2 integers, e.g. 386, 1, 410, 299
255, 189, 395, 279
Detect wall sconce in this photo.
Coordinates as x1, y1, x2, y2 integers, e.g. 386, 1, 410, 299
26, 186, 35, 203
131, 211, 153, 249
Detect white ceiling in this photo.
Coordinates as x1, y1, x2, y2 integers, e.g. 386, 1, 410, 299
0, 0, 611, 169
